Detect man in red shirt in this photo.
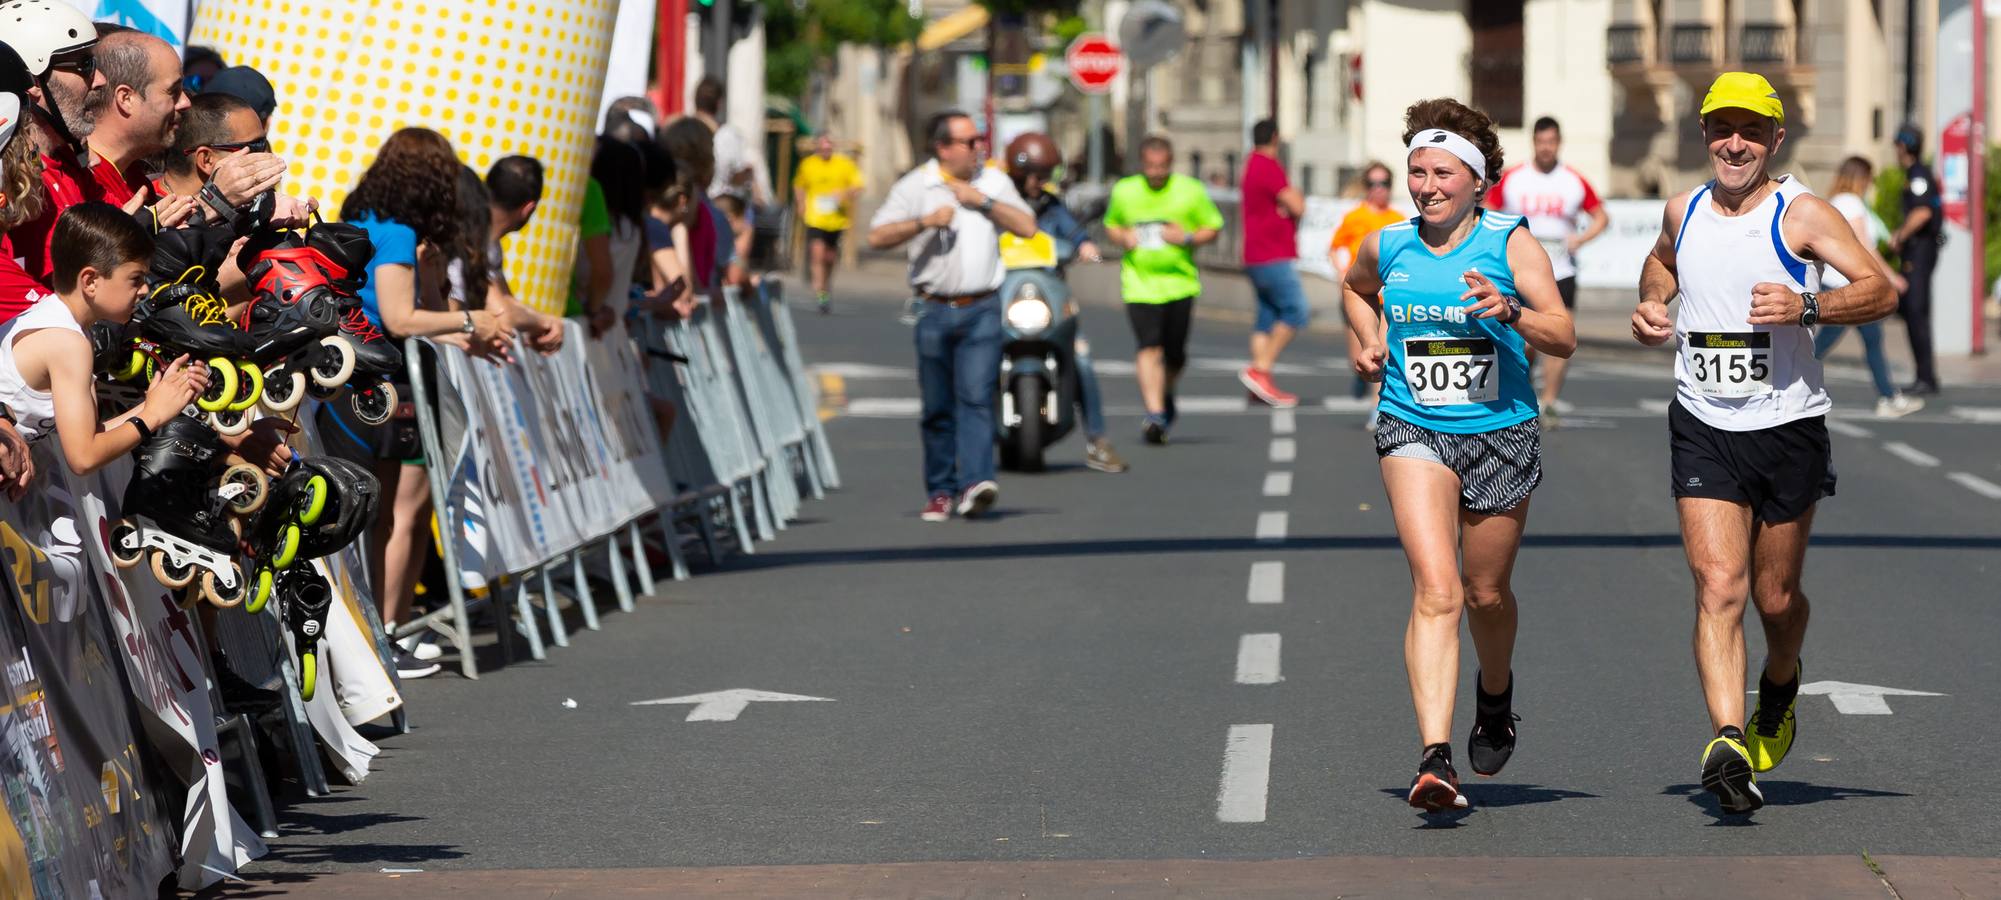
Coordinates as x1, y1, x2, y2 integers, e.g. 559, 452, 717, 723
82, 29, 190, 208
1237, 118, 1305, 408
1484, 116, 1608, 424
2, 5, 106, 314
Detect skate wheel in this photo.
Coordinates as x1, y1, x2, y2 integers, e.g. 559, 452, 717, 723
299, 651, 318, 702
151, 552, 197, 588
261, 367, 308, 413
246, 568, 275, 614
197, 358, 239, 412
271, 523, 301, 569
311, 336, 357, 387
352, 381, 396, 426
227, 362, 264, 412
176, 586, 202, 610
209, 407, 252, 437
203, 564, 247, 609
298, 474, 330, 526
109, 521, 144, 568
113, 349, 148, 381
223, 464, 269, 516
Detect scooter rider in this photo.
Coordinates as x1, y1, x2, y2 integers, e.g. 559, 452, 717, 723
1003, 132, 1127, 474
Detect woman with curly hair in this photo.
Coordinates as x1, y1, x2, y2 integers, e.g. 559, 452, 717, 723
327, 126, 510, 677
1, 66, 52, 321
1342, 98, 1575, 811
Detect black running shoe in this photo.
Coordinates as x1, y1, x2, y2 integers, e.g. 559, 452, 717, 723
1468, 671, 1519, 776
1142, 417, 1167, 445
1407, 743, 1469, 811
1700, 725, 1764, 815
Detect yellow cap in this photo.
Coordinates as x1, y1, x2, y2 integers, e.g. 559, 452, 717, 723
1700, 72, 1784, 124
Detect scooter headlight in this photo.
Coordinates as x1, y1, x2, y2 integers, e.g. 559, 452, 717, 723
1005, 282, 1053, 334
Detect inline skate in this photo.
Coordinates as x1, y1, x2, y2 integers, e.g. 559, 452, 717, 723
109, 416, 266, 608
244, 454, 378, 614
272, 565, 333, 701
239, 220, 397, 422
120, 227, 264, 434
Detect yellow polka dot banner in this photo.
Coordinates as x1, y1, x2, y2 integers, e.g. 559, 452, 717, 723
187, 0, 617, 315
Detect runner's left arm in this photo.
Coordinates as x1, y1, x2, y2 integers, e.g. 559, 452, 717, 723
1756, 194, 1897, 327
1494, 227, 1577, 358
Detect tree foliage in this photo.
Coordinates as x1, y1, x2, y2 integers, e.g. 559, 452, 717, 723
975, 0, 1085, 15
764, 0, 925, 101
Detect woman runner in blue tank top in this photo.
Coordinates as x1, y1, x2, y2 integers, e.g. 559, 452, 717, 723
1341, 98, 1577, 813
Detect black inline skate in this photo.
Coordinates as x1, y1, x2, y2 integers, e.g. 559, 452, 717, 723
110, 416, 267, 608
244, 454, 379, 614
125, 227, 264, 434
236, 224, 350, 413
272, 565, 333, 701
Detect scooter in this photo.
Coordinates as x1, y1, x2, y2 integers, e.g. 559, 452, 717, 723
994, 231, 1083, 472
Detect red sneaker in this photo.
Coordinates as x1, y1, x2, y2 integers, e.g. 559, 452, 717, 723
1239, 367, 1299, 409
921, 494, 952, 522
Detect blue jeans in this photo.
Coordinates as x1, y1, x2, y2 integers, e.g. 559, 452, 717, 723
1246, 260, 1310, 332
1813, 322, 1896, 400
915, 294, 1002, 496
1074, 336, 1107, 440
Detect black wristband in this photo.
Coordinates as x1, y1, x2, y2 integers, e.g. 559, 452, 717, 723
126, 417, 153, 441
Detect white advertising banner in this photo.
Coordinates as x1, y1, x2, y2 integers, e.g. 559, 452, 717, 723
1572, 198, 1668, 292
427, 323, 676, 583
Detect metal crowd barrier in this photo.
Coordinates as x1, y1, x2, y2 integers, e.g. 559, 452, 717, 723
390, 294, 838, 676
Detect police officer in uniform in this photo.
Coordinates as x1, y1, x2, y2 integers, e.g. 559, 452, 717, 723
1891, 125, 1942, 396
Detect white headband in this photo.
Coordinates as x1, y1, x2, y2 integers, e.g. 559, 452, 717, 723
1406, 128, 1488, 180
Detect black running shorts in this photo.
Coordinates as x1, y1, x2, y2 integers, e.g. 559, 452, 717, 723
1556, 276, 1577, 309
1374, 412, 1542, 515
805, 227, 843, 249
1668, 401, 1835, 524
1125, 295, 1195, 351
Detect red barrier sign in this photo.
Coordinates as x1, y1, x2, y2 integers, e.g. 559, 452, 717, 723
1066, 34, 1122, 94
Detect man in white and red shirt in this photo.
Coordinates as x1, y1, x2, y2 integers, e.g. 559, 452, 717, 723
1485, 116, 1608, 423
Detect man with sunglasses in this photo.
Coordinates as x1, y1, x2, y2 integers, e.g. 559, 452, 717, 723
157, 92, 275, 227
2, 0, 114, 285
868, 109, 1036, 522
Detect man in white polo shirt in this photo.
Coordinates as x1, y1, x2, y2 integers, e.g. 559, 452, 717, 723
1487, 116, 1608, 425
868, 110, 1036, 522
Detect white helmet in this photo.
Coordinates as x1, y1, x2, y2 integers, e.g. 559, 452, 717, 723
0, 0, 97, 76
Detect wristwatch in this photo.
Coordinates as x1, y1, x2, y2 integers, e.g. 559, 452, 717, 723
1798, 291, 1819, 328
460, 310, 477, 334
978, 196, 995, 215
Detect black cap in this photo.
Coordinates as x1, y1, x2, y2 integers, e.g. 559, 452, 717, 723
1893, 124, 1923, 153
203, 66, 276, 120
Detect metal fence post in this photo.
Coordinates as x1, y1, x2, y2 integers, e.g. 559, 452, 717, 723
402, 338, 478, 679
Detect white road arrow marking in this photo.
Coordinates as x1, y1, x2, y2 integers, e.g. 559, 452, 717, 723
631, 689, 836, 722
1794, 681, 1943, 715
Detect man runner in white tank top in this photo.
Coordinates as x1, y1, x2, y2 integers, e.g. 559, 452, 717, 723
1631, 73, 1896, 816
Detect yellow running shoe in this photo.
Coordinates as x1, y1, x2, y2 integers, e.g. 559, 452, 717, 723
1700, 728, 1763, 815
1746, 660, 1801, 773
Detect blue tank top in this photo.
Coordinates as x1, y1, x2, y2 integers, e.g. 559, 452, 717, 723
1375, 210, 1538, 434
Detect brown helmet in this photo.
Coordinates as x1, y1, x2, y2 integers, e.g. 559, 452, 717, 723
1004, 132, 1061, 189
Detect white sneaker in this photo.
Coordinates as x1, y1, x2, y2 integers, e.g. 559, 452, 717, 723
412, 635, 443, 661
1875, 394, 1924, 418
394, 649, 441, 679
1551, 398, 1576, 414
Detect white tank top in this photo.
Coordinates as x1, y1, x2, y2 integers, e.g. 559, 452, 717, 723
0, 296, 87, 442
1670, 176, 1828, 431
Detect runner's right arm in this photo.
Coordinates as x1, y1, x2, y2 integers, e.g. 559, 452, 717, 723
1341, 232, 1388, 381
1632, 191, 1687, 346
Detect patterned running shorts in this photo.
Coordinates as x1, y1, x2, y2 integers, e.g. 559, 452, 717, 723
1373, 412, 1542, 515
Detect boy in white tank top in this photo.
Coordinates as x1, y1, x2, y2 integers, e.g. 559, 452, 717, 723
1630, 73, 1898, 816
0, 204, 209, 477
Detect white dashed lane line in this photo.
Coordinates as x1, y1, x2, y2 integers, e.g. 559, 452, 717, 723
1216, 724, 1274, 824
1948, 472, 2001, 500
1247, 562, 1284, 605
1269, 438, 1296, 463
1255, 512, 1289, 542
1234, 634, 1283, 685
1882, 442, 1941, 468
1263, 471, 1293, 497
1271, 408, 1296, 435
1824, 419, 1875, 439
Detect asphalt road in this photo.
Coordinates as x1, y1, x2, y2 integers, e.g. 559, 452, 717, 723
216, 271, 2001, 898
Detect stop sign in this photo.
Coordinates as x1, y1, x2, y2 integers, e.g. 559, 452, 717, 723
1066, 33, 1122, 95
